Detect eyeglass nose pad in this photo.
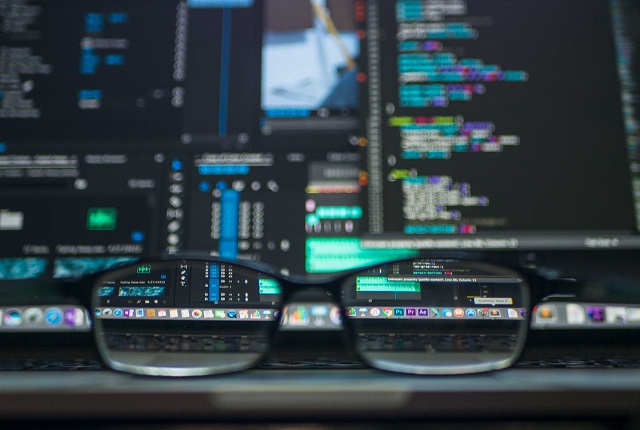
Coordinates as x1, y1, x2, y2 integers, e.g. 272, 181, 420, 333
273, 288, 355, 361
278, 288, 344, 330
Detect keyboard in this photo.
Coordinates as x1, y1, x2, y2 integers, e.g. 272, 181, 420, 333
2, 356, 640, 371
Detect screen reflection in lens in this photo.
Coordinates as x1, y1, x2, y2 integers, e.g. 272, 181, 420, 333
341, 259, 529, 375
91, 260, 281, 376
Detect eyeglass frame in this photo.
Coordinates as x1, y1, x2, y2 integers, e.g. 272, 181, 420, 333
55, 254, 536, 377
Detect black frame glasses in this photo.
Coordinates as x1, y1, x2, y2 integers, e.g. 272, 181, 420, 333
61, 256, 531, 377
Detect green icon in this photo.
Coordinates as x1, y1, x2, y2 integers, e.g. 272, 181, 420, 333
87, 208, 117, 231
137, 266, 151, 274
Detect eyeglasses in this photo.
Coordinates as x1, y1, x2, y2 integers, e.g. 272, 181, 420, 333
74, 257, 530, 377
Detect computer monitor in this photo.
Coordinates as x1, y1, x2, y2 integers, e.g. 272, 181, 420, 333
1, 0, 639, 311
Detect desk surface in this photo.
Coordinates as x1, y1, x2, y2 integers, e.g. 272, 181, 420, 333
1, 368, 640, 422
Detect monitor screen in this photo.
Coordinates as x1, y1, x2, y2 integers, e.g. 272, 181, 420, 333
1, 0, 639, 285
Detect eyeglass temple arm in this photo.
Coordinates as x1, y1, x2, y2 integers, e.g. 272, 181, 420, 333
527, 271, 578, 308
56, 277, 96, 309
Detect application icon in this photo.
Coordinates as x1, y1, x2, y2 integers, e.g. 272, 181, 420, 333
310, 305, 328, 316
369, 308, 381, 317
4, 309, 23, 327
227, 310, 237, 318
358, 308, 369, 316
169, 309, 179, 318
158, 309, 167, 317
288, 306, 310, 326
454, 308, 464, 318
441, 308, 453, 317
24, 307, 44, 325
606, 306, 626, 324
239, 310, 249, 319
417, 308, 429, 317
393, 308, 404, 317
123, 309, 132, 318
192, 309, 203, 318
507, 308, 519, 319
566, 304, 586, 324
489, 309, 501, 318
429, 308, 440, 317
405, 308, 417, 317
465, 309, 477, 318
329, 307, 341, 325
65, 308, 84, 326
280, 307, 291, 325
181, 309, 190, 318
250, 310, 261, 319
113, 308, 124, 317
382, 308, 393, 317
136, 309, 145, 318
44, 308, 64, 326
203, 310, 214, 319
627, 307, 640, 322
147, 309, 156, 317
535, 304, 557, 324
346, 308, 357, 317
214, 310, 226, 319
103, 308, 113, 317
586, 306, 605, 323
94, 309, 103, 317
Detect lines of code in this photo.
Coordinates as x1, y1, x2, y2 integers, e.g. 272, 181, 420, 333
388, 115, 519, 159
396, 0, 529, 108
1, 0, 185, 139
370, 0, 533, 237
393, 0, 527, 235
0, 0, 50, 119
80, 12, 129, 77
402, 175, 486, 234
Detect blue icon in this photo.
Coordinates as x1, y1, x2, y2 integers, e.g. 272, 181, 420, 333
393, 308, 405, 316
465, 309, 477, 317
44, 307, 63, 326
227, 311, 237, 318
199, 181, 211, 192
172, 160, 183, 171
131, 231, 145, 243
442, 308, 453, 317
113, 309, 124, 317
